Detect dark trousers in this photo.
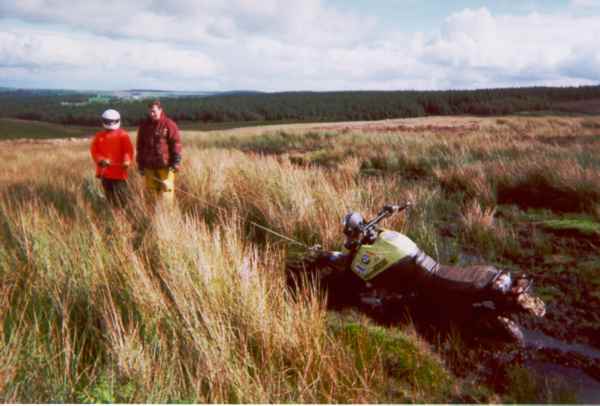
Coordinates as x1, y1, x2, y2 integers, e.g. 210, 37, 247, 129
101, 178, 129, 207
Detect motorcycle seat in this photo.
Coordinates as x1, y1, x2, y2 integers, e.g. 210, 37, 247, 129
432, 264, 501, 292
413, 250, 501, 294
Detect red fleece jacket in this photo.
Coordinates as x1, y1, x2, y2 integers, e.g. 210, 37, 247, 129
90, 128, 134, 180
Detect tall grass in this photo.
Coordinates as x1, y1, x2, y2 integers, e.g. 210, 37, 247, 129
0, 139, 463, 402
2, 114, 598, 402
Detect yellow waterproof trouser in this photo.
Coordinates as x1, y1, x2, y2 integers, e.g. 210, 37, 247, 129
144, 168, 176, 204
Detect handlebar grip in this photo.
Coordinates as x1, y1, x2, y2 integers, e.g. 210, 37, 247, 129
382, 202, 411, 214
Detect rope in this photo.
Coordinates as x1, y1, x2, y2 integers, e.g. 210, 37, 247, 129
148, 174, 309, 249
247, 222, 309, 248
96, 162, 310, 248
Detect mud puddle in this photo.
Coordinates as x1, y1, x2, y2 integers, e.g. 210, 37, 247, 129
523, 329, 600, 360
360, 301, 600, 401
526, 361, 600, 402
520, 329, 600, 402
287, 249, 600, 400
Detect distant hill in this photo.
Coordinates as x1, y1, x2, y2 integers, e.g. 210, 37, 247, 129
0, 118, 93, 140
217, 90, 265, 96
0, 88, 89, 96
104, 89, 264, 99
105, 89, 219, 99
552, 98, 600, 115
0, 87, 262, 99
1, 85, 599, 127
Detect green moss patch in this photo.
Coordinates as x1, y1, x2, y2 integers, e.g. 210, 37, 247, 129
540, 218, 600, 239
328, 313, 455, 402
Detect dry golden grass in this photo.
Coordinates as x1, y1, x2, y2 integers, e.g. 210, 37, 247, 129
0, 132, 455, 402
2, 113, 599, 402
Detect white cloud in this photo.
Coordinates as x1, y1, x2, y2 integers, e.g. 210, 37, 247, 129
0, 27, 218, 89
570, 0, 600, 8
419, 7, 600, 88
0, 0, 375, 47
0, 2, 600, 90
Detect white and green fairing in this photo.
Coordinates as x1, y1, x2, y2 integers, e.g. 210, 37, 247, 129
346, 230, 419, 281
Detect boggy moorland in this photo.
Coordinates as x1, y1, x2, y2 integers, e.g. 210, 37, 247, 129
1, 114, 600, 402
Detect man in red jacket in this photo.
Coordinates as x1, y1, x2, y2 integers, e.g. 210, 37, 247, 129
136, 100, 182, 205
90, 109, 134, 206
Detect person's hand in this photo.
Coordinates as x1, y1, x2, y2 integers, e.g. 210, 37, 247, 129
160, 180, 170, 191
122, 161, 130, 169
99, 159, 110, 168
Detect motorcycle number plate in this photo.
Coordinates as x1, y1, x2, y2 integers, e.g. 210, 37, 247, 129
354, 264, 368, 275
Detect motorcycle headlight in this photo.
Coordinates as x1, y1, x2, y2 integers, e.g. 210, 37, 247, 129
493, 272, 512, 294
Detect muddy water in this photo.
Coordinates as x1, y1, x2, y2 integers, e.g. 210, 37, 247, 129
523, 329, 600, 360
365, 300, 600, 402
525, 361, 600, 402
522, 329, 600, 402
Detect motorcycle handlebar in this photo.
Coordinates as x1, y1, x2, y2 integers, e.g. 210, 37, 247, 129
363, 202, 412, 230
382, 203, 411, 214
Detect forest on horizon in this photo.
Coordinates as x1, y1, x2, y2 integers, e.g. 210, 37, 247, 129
1, 85, 600, 127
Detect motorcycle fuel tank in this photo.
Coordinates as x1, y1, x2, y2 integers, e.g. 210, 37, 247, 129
350, 230, 419, 281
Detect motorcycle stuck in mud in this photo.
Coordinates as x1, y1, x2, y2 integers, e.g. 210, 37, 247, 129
286, 203, 546, 343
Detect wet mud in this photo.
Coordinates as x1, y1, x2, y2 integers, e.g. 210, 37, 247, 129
319, 275, 600, 402
287, 246, 600, 401
370, 296, 600, 402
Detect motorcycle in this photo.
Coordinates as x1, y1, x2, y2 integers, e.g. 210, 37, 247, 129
286, 203, 546, 342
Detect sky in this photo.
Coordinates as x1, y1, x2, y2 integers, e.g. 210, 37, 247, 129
1, 0, 600, 92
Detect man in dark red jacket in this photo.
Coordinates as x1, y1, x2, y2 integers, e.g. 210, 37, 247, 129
136, 100, 182, 204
